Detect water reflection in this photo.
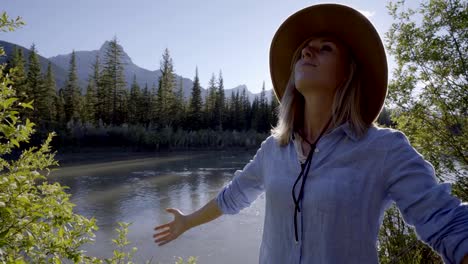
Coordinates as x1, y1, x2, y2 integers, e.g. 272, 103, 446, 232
50, 150, 265, 264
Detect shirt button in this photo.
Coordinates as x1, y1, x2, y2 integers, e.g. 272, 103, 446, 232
315, 148, 319, 153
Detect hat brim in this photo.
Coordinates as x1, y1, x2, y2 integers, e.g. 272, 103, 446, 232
269, 4, 388, 125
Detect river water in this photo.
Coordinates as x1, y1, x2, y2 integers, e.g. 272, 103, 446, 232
50, 150, 265, 264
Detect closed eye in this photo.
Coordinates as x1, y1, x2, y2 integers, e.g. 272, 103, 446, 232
320, 44, 333, 52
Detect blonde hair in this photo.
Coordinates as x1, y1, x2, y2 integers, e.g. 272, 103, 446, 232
271, 54, 368, 146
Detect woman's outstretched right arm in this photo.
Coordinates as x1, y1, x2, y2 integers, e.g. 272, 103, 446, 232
153, 198, 222, 246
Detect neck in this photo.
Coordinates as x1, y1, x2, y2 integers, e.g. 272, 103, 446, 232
302, 93, 334, 143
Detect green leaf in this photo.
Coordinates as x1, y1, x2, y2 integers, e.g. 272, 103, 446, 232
0, 229, 9, 239
2, 97, 17, 109
11, 139, 19, 147
19, 100, 34, 110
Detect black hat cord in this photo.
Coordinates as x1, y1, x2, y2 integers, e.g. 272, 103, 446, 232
292, 118, 332, 243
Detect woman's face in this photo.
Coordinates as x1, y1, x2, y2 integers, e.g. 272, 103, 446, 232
294, 36, 350, 97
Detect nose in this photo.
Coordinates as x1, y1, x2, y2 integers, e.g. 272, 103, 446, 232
301, 45, 315, 59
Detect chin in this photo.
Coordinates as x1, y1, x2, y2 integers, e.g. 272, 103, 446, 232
295, 80, 335, 97
295, 79, 321, 92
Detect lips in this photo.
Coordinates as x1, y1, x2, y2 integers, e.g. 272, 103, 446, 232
302, 62, 316, 67
300, 60, 317, 67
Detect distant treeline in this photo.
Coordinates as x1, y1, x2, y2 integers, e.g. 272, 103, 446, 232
4, 37, 395, 151
4, 37, 280, 150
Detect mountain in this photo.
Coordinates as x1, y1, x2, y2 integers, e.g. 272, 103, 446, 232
224, 84, 274, 103
48, 41, 276, 102
48, 41, 196, 100
1, 40, 273, 103
0, 40, 85, 89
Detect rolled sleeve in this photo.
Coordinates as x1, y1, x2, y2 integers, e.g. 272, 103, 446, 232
216, 137, 268, 215
384, 131, 468, 264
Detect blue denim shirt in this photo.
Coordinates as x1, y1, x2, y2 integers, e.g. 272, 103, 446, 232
216, 123, 468, 264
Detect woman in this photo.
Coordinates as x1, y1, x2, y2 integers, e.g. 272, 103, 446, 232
153, 4, 468, 264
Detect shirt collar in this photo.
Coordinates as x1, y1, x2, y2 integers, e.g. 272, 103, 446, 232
291, 121, 359, 142
339, 122, 359, 142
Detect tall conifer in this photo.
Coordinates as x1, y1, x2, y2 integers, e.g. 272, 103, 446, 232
63, 50, 81, 122
100, 37, 126, 125
26, 44, 44, 122
128, 74, 141, 124
188, 67, 203, 130
43, 62, 57, 126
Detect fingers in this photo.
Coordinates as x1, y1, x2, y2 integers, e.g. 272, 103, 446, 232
153, 229, 170, 238
154, 223, 170, 231
158, 240, 171, 246
155, 234, 173, 246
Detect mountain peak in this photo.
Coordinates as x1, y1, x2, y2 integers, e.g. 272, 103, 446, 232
231, 84, 248, 92
99, 40, 112, 52
99, 40, 132, 64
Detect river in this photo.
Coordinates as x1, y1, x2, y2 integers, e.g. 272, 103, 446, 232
50, 150, 265, 264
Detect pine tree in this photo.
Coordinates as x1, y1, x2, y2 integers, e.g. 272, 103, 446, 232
227, 91, 235, 130
55, 89, 66, 129
26, 44, 45, 123
260, 82, 267, 107
224, 92, 234, 130
151, 82, 159, 126
92, 55, 106, 124
128, 74, 141, 125
100, 37, 127, 125
231, 90, 241, 130
156, 48, 176, 128
258, 81, 269, 132
42, 62, 57, 127
188, 67, 203, 130
63, 50, 81, 123
240, 88, 250, 131
251, 96, 260, 131
83, 68, 98, 125
9, 46, 27, 102
140, 83, 151, 127
214, 70, 225, 130
173, 77, 185, 129
119, 89, 129, 124
204, 73, 217, 129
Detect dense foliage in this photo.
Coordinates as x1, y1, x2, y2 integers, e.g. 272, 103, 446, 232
378, 0, 467, 263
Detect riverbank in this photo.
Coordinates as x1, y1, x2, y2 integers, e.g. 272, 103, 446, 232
50, 127, 269, 153
53, 145, 259, 167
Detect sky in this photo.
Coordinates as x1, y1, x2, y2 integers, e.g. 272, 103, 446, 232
2, 0, 401, 93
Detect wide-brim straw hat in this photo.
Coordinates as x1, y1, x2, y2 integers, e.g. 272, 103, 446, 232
269, 3, 388, 125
